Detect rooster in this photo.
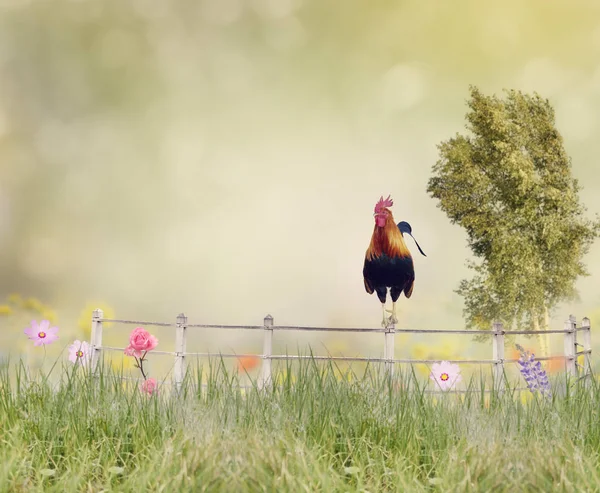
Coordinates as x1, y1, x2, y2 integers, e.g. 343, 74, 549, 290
363, 195, 426, 327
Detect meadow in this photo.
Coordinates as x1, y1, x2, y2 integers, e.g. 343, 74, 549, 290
1, 356, 599, 493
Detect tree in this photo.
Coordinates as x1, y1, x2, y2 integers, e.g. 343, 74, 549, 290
427, 86, 600, 356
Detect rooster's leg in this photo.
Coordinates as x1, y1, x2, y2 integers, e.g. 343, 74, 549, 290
385, 302, 398, 324
381, 303, 389, 328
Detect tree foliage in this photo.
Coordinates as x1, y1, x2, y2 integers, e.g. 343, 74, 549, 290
427, 86, 600, 337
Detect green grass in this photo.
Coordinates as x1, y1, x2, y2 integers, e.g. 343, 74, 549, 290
1, 357, 600, 493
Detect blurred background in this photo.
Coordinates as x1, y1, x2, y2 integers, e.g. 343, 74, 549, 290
1, 0, 600, 382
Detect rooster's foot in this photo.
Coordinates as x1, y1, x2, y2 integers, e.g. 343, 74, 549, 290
385, 304, 398, 324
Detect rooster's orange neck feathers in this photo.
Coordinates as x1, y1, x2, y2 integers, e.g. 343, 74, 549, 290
366, 210, 411, 261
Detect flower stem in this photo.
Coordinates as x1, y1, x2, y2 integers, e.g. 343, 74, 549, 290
134, 352, 149, 380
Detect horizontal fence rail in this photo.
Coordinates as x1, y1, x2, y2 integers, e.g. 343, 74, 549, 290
89, 310, 593, 393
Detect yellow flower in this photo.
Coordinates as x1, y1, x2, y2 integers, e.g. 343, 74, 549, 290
0, 305, 13, 316
2, 293, 55, 319
411, 344, 430, 375
274, 370, 296, 386
76, 302, 129, 373
23, 297, 44, 313
113, 354, 136, 372
326, 338, 349, 355
519, 391, 533, 405
41, 309, 57, 324
78, 302, 115, 339
410, 341, 463, 378
411, 344, 428, 360
7, 293, 24, 307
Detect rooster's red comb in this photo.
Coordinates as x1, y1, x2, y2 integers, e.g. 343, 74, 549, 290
374, 195, 393, 213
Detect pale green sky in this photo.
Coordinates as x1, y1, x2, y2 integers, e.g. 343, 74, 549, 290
1, 0, 600, 349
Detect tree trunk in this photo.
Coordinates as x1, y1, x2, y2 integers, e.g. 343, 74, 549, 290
542, 304, 551, 360
533, 309, 550, 359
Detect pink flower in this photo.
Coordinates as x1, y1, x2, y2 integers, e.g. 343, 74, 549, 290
24, 320, 59, 346
430, 361, 462, 391
141, 378, 157, 396
128, 327, 158, 354
124, 345, 139, 357
68, 340, 91, 366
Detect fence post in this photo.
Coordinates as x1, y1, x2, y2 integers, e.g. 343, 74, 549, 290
260, 314, 273, 389
384, 323, 395, 377
564, 315, 577, 378
492, 322, 505, 392
581, 317, 592, 381
174, 313, 187, 393
90, 308, 104, 372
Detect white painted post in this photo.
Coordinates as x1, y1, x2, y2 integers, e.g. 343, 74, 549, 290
564, 315, 577, 378
573, 314, 579, 375
260, 314, 273, 389
492, 322, 505, 392
384, 324, 395, 377
582, 317, 592, 380
174, 313, 187, 393
90, 308, 104, 372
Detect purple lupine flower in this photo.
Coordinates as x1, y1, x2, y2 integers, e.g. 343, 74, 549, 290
515, 344, 551, 400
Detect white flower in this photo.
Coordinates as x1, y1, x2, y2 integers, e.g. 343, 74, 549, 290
430, 361, 461, 391
68, 340, 91, 366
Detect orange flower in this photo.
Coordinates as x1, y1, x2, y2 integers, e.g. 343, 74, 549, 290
237, 355, 260, 372
513, 346, 564, 373
510, 347, 532, 361
546, 356, 565, 373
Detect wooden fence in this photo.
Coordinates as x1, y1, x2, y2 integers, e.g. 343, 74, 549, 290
89, 310, 593, 393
